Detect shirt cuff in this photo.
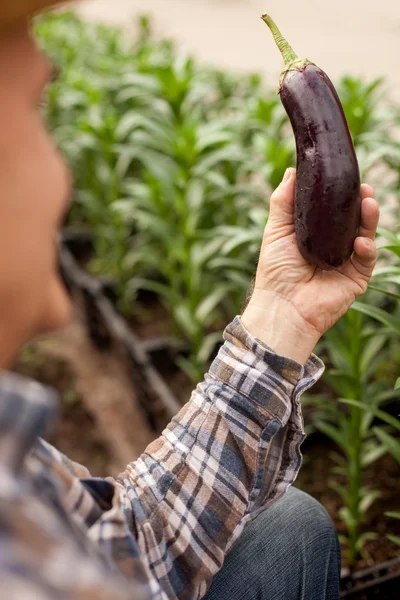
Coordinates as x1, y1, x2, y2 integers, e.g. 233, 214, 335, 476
209, 316, 325, 423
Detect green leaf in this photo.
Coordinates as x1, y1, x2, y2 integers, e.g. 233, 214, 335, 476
362, 444, 387, 467
338, 507, 356, 529
385, 511, 400, 519
221, 231, 260, 255
360, 334, 388, 374
191, 238, 224, 269
359, 489, 381, 514
382, 245, 400, 258
373, 266, 400, 278
196, 130, 233, 153
339, 399, 400, 431
351, 302, 400, 335
322, 371, 356, 398
301, 393, 330, 409
195, 287, 229, 324
115, 112, 172, 144
329, 480, 347, 501
355, 532, 377, 551
194, 145, 244, 174
377, 227, 400, 245
331, 466, 348, 476
373, 427, 400, 463
174, 304, 199, 339
361, 387, 400, 436
368, 285, 400, 301
225, 270, 252, 290
132, 278, 172, 301
367, 387, 400, 405
197, 331, 223, 364
387, 534, 400, 546
322, 326, 353, 368
395, 377, 400, 390
208, 257, 253, 273
118, 72, 161, 94
176, 355, 201, 383
315, 420, 347, 452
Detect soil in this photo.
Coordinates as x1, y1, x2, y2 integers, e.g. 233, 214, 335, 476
11, 301, 155, 477
130, 290, 172, 341
129, 292, 195, 407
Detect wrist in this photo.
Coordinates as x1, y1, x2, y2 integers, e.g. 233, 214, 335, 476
241, 290, 321, 365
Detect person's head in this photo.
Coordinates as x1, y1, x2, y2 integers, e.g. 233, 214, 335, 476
0, 1, 72, 368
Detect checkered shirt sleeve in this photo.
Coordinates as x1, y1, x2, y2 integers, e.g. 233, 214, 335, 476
114, 316, 325, 598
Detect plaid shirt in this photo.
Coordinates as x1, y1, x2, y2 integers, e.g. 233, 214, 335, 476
0, 316, 324, 599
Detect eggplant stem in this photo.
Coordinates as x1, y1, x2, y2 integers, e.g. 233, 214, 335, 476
261, 14, 298, 65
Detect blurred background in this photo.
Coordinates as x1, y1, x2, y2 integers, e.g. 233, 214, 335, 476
13, 0, 400, 591
76, 0, 400, 100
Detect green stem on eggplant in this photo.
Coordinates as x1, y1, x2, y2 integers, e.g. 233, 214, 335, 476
261, 14, 314, 87
261, 14, 297, 65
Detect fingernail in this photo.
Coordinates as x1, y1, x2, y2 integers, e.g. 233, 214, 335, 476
282, 168, 292, 184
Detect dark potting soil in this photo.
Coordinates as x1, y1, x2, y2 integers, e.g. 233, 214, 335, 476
130, 290, 173, 340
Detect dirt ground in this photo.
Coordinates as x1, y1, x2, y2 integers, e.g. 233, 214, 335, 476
76, 0, 400, 101
13, 304, 155, 477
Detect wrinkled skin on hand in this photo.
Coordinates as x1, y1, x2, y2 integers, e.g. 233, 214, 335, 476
242, 168, 379, 363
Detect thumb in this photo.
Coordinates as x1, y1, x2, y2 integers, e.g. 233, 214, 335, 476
268, 168, 296, 228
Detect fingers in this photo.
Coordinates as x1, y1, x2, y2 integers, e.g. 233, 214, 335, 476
361, 183, 374, 200
358, 196, 380, 240
268, 168, 296, 228
339, 236, 378, 284
352, 236, 378, 276
337, 182, 379, 284
352, 185, 379, 277
267, 177, 379, 252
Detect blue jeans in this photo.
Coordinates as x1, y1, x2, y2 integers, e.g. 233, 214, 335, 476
204, 487, 341, 600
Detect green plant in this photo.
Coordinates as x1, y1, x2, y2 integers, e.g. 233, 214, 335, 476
35, 12, 400, 389
386, 512, 400, 546
123, 164, 266, 380
350, 233, 400, 550
311, 308, 400, 562
337, 77, 388, 145
340, 399, 400, 547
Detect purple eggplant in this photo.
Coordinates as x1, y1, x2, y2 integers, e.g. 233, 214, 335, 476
262, 14, 361, 270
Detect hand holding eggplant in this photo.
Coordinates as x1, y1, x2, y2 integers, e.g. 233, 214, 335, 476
241, 169, 379, 365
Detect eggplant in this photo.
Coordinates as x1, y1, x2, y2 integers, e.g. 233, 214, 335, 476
262, 14, 361, 270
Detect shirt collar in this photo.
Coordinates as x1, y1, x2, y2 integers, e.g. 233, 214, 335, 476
0, 371, 58, 474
